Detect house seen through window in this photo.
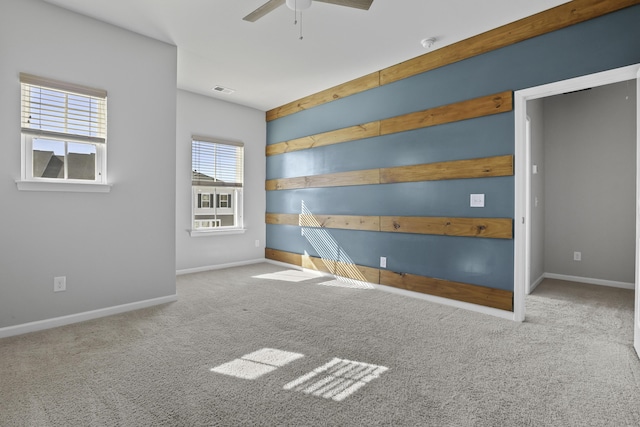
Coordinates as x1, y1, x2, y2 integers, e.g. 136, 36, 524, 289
192, 137, 244, 232
20, 73, 107, 184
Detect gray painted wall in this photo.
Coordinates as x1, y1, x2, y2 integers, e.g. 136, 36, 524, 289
176, 90, 266, 271
528, 99, 546, 286
543, 80, 637, 283
0, 0, 177, 328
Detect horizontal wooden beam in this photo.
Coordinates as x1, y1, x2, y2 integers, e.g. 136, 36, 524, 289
265, 248, 302, 266
265, 248, 513, 311
267, 122, 380, 156
308, 258, 380, 284
266, 155, 513, 191
266, 248, 380, 283
266, 72, 380, 121
266, 213, 381, 232
267, 213, 513, 239
379, 216, 512, 239
380, 155, 514, 184
379, 92, 512, 135
266, 91, 513, 157
379, 270, 513, 311
266, 0, 640, 121
265, 168, 380, 191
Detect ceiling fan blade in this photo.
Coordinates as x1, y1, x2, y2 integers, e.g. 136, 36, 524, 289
243, 0, 286, 22
313, 0, 374, 10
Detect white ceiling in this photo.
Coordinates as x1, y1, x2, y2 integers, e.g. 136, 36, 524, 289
42, 0, 569, 112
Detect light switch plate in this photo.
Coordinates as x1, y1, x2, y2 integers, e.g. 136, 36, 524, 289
470, 194, 485, 208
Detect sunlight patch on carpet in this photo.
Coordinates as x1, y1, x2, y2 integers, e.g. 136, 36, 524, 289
210, 359, 276, 380
211, 348, 304, 380
283, 358, 388, 401
252, 269, 322, 282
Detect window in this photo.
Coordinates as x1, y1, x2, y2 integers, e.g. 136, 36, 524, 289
198, 193, 213, 209
19, 73, 107, 188
217, 193, 231, 208
191, 136, 244, 234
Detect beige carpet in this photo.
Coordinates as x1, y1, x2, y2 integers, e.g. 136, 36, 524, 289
1, 264, 639, 426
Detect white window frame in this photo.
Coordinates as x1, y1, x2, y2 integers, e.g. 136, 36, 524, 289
16, 73, 110, 193
190, 136, 245, 236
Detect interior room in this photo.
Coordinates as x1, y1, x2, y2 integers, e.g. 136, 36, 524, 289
528, 80, 637, 293
520, 78, 637, 353
1, 0, 639, 425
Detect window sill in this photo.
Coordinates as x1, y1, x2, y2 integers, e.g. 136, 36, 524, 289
189, 228, 246, 237
16, 180, 111, 193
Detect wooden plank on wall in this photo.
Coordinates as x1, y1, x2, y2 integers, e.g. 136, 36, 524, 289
266, 72, 380, 121
380, 0, 640, 85
265, 213, 300, 226
266, 212, 380, 231
264, 248, 514, 311
267, 249, 380, 284
379, 216, 513, 239
265, 248, 302, 266
299, 214, 381, 231
265, 176, 307, 191
267, 213, 513, 239
267, 213, 373, 229
379, 270, 513, 311
379, 92, 512, 136
267, 92, 511, 157
267, 121, 381, 156
266, 169, 380, 191
265, 0, 640, 121
301, 254, 335, 275
266, 155, 512, 191
308, 169, 381, 188
336, 262, 381, 284
380, 155, 514, 184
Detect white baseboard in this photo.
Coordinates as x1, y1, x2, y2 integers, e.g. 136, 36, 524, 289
264, 259, 514, 320
176, 258, 266, 276
544, 273, 634, 290
0, 294, 178, 339
529, 274, 545, 294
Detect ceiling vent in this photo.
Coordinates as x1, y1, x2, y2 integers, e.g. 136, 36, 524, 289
212, 85, 235, 95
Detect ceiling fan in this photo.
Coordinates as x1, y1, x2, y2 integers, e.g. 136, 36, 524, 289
243, 0, 374, 22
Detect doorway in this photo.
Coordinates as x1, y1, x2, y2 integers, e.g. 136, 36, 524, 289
514, 63, 640, 326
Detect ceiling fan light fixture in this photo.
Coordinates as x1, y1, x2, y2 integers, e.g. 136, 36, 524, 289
286, 0, 312, 11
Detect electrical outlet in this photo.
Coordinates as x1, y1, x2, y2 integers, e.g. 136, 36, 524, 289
380, 257, 387, 268
54, 276, 66, 292
255, 240, 260, 247
573, 251, 581, 261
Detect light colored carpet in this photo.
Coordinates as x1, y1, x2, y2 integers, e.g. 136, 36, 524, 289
1, 264, 639, 426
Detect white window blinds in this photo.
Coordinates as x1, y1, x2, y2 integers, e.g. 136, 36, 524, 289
192, 137, 244, 187
20, 73, 107, 144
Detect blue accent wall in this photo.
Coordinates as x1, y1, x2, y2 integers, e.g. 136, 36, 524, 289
266, 5, 640, 292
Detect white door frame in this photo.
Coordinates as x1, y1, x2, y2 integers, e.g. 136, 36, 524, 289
513, 63, 640, 323
635, 66, 640, 358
